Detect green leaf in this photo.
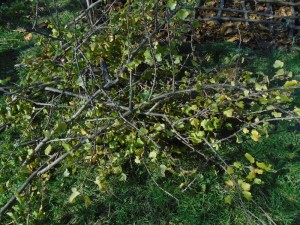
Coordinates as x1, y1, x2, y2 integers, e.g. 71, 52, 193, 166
245, 153, 255, 163
190, 118, 200, 127
236, 136, 243, 144
160, 164, 167, 177
140, 90, 150, 100
83, 194, 91, 208
138, 127, 149, 135
44, 145, 52, 155
284, 80, 299, 87
94, 176, 104, 190
63, 169, 70, 177
233, 162, 242, 169
62, 142, 71, 151
273, 60, 284, 68
44, 130, 52, 139
144, 49, 153, 65
149, 151, 157, 160
76, 76, 84, 87
227, 166, 234, 174
52, 28, 59, 38
271, 111, 282, 118
190, 131, 204, 143
0, 77, 11, 85
190, 104, 197, 111
244, 90, 250, 97
119, 173, 127, 181
144, 49, 151, 59
136, 138, 144, 147
255, 83, 267, 91
246, 171, 256, 180
167, 0, 177, 10
67, 32, 73, 38
155, 53, 162, 62
294, 107, 300, 116
69, 187, 80, 203
242, 191, 252, 200
90, 42, 97, 51
254, 178, 263, 184
176, 9, 190, 20
174, 55, 182, 64
153, 123, 165, 131
54, 122, 67, 134
224, 195, 232, 204
200, 119, 214, 131
235, 101, 244, 109
28, 148, 33, 156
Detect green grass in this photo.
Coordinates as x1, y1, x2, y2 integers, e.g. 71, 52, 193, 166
2, 121, 297, 225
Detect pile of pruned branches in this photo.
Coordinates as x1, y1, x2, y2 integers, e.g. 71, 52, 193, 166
0, 0, 300, 222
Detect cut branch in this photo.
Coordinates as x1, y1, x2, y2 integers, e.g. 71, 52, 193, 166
0, 153, 58, 216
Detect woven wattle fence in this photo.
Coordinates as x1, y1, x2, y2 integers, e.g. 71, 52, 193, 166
192, 0, 300, 44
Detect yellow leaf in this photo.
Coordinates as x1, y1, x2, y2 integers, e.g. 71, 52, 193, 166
256, 162, 272, 171
68, 188, 80, 203
24, 33, 32, 41
273, 60, 284, 68
254, 168, 264, 174
275, 69, 285, 76
243, 128, 249, 134
242, 191, 252, 200
134, 156, 141, 164
227, 36, 239, 42
241, 182, 251, 191
246, 171, 256, 180
81, 129, 88, 135
251, 130, 260, 142
271, 111, 282, 118
225, 180, 234, 187
94, 176, 107, 191
223, 108, 234, 117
